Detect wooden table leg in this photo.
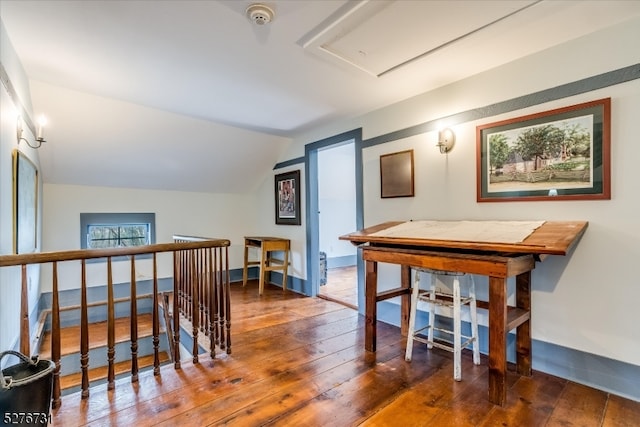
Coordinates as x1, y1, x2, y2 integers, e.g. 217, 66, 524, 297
365, 260, 378, 352
281, 245, 289, 292
400, 265, 411, 337
488, 276, 508, 406
242, 241, 249, 287
516, 271, 532, 376
259, 246, 267, 295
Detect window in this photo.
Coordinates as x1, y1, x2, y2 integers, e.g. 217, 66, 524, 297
80, 213, 156, 250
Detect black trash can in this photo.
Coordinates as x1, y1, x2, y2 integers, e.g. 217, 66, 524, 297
0, 351, 54, 426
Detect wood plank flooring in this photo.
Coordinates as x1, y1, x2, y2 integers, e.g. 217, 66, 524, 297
51, 280, 640, 426
39, 313, 158, 358
318, 266, 357, 309
39, 313, 167, 391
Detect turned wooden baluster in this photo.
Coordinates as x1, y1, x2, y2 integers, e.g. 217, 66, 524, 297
177, 249, 185, 320
191, 249, 199, 363
224, 247, 231, 354
51, 262, 61, 409
184, 249, 191, 321
216, 247, 226, 350
201, 249, 209, 339
217, 247, 227, 353
201, 249, 208, 337
212, 248, 220, 351
130, 256, 139, 382
179, 249, 185, 318
20, 265, 29, 356
196, 248, 203, 334
172, 252, 181, 369
207, 248, 216, 359
213, 248, 220, 351
215, 247, 226, 350
80, 260, 90, 398
152, 253, 160, 375
107, 257, 116, 389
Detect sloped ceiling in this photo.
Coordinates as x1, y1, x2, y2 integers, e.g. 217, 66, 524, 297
1, 0, 639, 193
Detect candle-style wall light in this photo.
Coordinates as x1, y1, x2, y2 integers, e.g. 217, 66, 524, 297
17, 114, 47, 149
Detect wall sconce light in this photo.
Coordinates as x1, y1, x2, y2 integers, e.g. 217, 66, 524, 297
437, 128, 455, 154
17, 115, 47, 148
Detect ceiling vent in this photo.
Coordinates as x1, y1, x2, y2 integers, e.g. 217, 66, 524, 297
246, 4, 275, 25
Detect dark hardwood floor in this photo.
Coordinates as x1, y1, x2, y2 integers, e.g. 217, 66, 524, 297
51, 280, 640, 426
318, 265, 358, 309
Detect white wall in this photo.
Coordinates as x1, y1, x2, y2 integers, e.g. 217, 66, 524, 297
280, 17, 640, 368
28, 80, 291, 194
41, 183, 257, 291
318, 143, 356, 262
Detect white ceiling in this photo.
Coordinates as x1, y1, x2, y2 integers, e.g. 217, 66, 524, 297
1, 0, 639, 193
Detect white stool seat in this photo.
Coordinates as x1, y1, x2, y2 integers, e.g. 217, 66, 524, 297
405, 267, 480, 381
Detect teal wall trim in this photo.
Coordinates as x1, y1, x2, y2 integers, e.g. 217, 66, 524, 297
377, 300, 639, 402
38, 278, 174, 328
327, 255, 357, 269
231, 267, 309, 295
274, 156, 304, 169
364, 63, 640, 148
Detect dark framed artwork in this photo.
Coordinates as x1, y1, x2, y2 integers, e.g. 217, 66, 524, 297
380, 149, 414, 198
13, 150, 38, 253
477, 98, 610, 202
275, 170, 301, 225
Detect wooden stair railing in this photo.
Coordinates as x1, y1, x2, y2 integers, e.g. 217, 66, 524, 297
0, 237, 230, 409
173, 235, 232, 365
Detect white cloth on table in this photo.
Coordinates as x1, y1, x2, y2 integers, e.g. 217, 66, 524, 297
369, 220, 545, 244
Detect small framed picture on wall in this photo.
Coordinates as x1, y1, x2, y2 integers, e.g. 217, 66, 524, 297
380, 149, 415, 198
275, 170, 301, 225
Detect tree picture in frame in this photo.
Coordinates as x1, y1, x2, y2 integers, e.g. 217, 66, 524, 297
477, 98, 610, 202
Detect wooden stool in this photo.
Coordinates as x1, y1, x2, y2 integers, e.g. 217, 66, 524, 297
242, 237, 290, 295
405, 267, 480, 381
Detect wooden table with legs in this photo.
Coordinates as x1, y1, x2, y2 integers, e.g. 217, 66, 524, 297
242, 236, 290, 295
340, 220, 588, 406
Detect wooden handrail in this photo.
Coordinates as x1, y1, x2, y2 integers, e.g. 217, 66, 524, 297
0, 237, 231, 409
0, 239, 230, 266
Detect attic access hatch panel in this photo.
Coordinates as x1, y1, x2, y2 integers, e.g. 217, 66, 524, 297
298, 0, 539, 77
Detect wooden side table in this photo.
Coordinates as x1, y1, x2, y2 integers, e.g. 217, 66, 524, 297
242, 236, 290, 295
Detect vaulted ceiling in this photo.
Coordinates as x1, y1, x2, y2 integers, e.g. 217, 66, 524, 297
2, 1, 638, 193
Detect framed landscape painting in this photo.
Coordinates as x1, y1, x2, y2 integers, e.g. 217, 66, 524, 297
477, 98, 610, 202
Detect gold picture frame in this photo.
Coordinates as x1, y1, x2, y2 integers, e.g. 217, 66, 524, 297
13, 150, 38, 253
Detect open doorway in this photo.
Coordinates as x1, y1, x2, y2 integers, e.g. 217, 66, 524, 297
305, 128, 363, 311
317, 142, 357, 308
